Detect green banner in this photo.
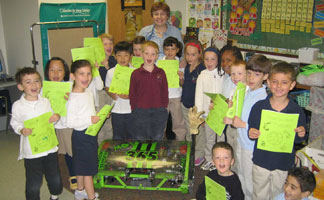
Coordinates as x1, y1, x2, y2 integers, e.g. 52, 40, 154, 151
39, 3, 106, 71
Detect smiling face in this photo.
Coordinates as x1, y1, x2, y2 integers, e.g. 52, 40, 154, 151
115, 51, 132, 67
48, 60, 65, 82
70, 66, 92, 92
142, 46, 158, 67
18, 73, 41, 101
283, 175, 310, 200
102, 37, 114, 57
221, 50, 236, 74
267, 73, 295, 99
152, 10, 168, 27
204, 51, 218, 71
164, 44, 179, 60
133, 44, 143, 57
230, 64, 247, 85
212, 147, 234, 176
185, 45, 200, 66
247, 70, 268, 91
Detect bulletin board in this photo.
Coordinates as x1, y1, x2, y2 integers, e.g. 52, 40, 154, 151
226, 0, 324, 55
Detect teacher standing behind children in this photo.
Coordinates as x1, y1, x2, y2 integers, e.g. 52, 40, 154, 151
138, 2, 184, 60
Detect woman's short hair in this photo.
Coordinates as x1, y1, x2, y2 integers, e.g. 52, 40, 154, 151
151, 2, 170, 17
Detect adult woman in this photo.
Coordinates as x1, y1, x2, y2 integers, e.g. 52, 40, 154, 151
139, 2, 184, 60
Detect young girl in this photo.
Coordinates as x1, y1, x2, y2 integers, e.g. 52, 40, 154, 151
44, 57, 76, 190
162, 37, 187, 141
67, 60, 100, 200
195, 47, 226, 171
180, 40, 205, 166
132, 36, 146, 57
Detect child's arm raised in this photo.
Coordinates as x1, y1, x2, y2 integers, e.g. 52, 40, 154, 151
232, 116, 246, 128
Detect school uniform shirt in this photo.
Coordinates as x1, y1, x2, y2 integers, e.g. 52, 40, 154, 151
222, 74, 236, 99
139, 23, 184, 60
129, 65, 168, 110
161, 56, 183, 99
195, 68, 225, 117
181, 63, 205, 108
10, 94, 58, 160
88, 75, 104, 107
66, 88, 96, 131
105, 65, 134, 114
237, 85, 267, 150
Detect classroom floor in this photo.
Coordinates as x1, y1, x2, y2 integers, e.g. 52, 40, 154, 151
1, 128, 208, 200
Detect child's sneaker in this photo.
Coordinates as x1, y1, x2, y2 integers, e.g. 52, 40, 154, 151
74, 189, 99, 200
201, 161, 215, 171
49, 195, 59, 200
194, 157, 205, 166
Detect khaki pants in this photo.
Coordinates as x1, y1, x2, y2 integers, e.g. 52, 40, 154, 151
167, 98, 187, 141
225, 125, 238, 172
252, 164, 287, 200
236, 142, 253, 200
182, 104, 205, 158
97, 90, 113, 145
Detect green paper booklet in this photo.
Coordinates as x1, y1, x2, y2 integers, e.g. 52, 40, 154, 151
205, 176, 227, 200
24, 112, 58, 155
131, 56, 144, 69
157, 60, 180, 88
71, 47, 100, 77
84, 37, 106, 66
108, 65, 134, 95
257, 109, 299, 153
206, 94, 228, 136
42, 81, 72, 117
86, 104, 113, 136
226, 82, 246, 118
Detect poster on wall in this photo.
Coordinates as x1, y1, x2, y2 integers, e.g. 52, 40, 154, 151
188, 0, 222, 30
170, 11, 182, 30
229, 0, 257, 36
125, 8, 143, 42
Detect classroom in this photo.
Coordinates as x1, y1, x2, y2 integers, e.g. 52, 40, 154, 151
0, 0, 323, 200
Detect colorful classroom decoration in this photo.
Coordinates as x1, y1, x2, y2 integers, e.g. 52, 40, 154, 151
229, 0, 258, 36
170, 10, 182, 30
86, 104, 113, 136
211, 29, 228, 50
131, 56, 144, 69
205, 176, 227, 200
226, 82, 246, 118
42, 81, 72, 117
71, 46, 100, 77
24, 112, 58, 155
84, 37, 106, 66
257, 110, 299, 153
108, 64, 134, 95
157, 60, 180, 88
205, 93, 228, 136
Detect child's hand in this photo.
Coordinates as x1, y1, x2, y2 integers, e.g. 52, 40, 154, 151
109, 92, 118, 100
95, 62, 100, 69
249, 128, 260, 139
223, 117, 233, 125
49, 114, 60, 123
107, 113, 111, 119
64, 92, 70, 101
225, 98, 229, 104
177, 71, 184, 80
21, 128, 32, 136
118, 94, 129, 99
91, 116, 100, 124
232, 116, 246, 128
101, 59, 109, 69
295, 126, 306, 138
179, 59, 187, 69
228, 100, 233, 108
208, 102, 214, 110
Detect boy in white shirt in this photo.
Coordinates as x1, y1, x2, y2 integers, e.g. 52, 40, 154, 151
10, 67, 62, 200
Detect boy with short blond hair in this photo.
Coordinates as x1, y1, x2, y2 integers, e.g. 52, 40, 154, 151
11, 67, 62, 200
249, 61, 306, 199
129, 41, 169, 140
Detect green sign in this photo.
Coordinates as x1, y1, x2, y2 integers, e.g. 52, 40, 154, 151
108, 65, 134, 95
86, 104, 113, 136
157, 60, 180, 88
131, 56, 144, 69
84, 37, 106, 65
205, 176, 226, 200
226, 82, 246, 118
71, 47, 100, 77
206, 94, 228, 136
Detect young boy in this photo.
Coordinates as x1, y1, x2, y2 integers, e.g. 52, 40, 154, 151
10, 67, 63, 200
225, 55, 272, 200
105, 41, 134, 140
129, 41, 169, 140
196, 142, 244, 200
249, 61, 307, 199
274, 167, 316, 200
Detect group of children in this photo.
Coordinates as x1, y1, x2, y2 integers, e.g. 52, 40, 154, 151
10, 31, 317, 200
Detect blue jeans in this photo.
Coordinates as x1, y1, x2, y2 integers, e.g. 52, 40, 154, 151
24, 152, 62, 200
131, 108, 168, 140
